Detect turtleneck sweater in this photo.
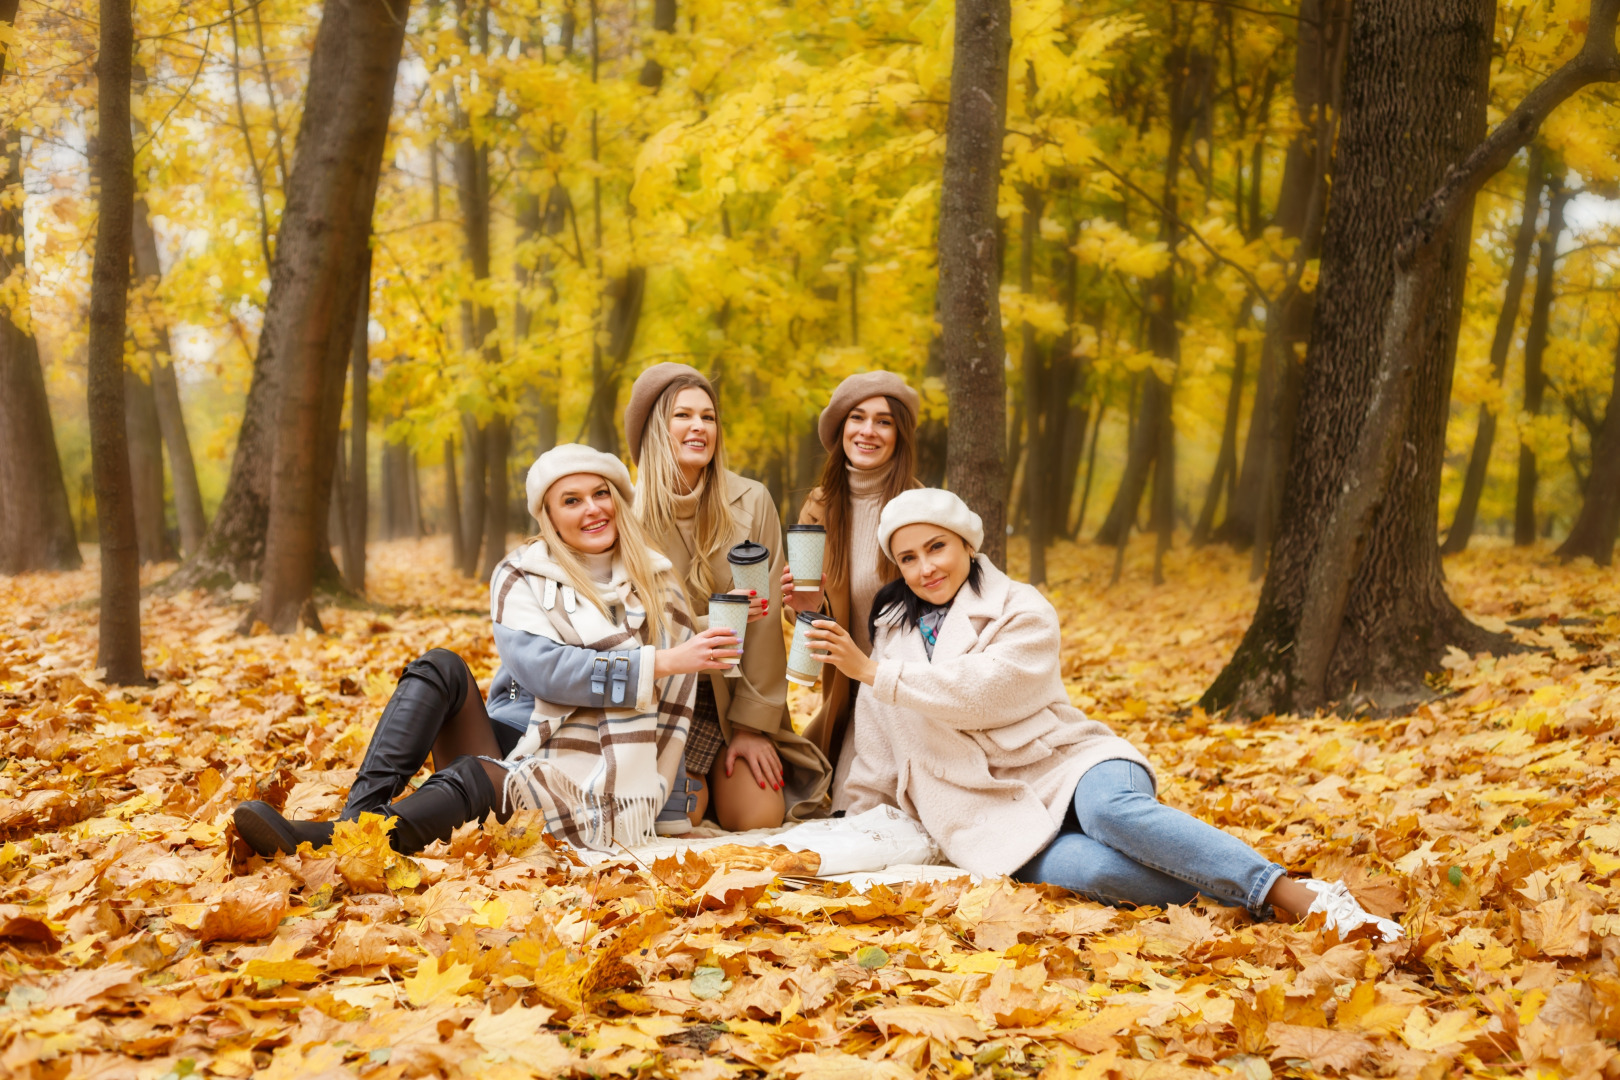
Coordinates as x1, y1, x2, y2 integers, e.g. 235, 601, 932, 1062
846, 461, 893, 654
581, 549, 615, 585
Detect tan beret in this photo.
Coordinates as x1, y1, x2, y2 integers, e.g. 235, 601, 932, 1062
622, 362, 717, 463
817, 371, 920, 453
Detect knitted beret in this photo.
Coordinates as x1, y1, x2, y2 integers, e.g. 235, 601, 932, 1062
876, 488, 985, 562
817, 371, 920, 452
622, 362, 717, 463
525, 443, 634, 521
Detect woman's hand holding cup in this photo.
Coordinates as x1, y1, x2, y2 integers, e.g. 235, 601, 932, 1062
728, 588, 768, 623
654, 627, 741, 678
805, 619, 876, 686
779, 564, 823, 616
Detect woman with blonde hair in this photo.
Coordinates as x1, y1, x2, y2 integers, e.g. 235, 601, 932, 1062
623, 363, 831, 832
781, 371, 921, 810
232, 444, 740, 856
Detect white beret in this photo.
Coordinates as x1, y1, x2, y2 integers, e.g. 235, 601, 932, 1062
525, 443, 634, 521
876, 488, 985, 562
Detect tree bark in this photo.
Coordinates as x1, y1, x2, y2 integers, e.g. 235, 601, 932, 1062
124, 366, 174, 563
256, 0, 410, 632
1020, 186, 1047, 585
1194, 324, 1249, 546
1206, 0, 1620, 715
1441, 145, 1545, 553
1556, 336, 1620, 565
131, 200, 206, 557
1216, 0, 1349, 549
0, 0, 80, 575
458, 412, 485, 571
88, 0, 143, 683
937, 0, 1011, 567
1514, 177, 1568, 546
345, 247, 369, 592
444, 436, 464, 567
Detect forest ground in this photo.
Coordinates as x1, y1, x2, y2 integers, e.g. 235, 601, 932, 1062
1, 538, 1617, 1079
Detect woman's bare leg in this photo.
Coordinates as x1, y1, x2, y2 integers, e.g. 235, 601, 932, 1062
707, 759, 785, 832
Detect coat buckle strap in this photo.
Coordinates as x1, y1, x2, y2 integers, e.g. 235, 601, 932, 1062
609, 656, 630, 705
590, 655, 609, 700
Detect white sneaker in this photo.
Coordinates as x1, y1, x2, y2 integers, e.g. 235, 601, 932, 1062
1300, 879, 1404, 942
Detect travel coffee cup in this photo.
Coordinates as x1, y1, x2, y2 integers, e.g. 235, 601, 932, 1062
727, 540, 772, 600
785, 525, 826, 592
786, 611, 824, 687
707, 593, 749, 677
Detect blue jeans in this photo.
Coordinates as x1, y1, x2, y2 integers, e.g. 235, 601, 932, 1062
1014, 760, 1285, 918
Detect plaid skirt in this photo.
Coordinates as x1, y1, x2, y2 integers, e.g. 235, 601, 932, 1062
684, 679, 726, 776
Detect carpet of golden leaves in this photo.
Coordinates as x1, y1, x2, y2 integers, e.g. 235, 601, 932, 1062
2, 537, 1618, 1080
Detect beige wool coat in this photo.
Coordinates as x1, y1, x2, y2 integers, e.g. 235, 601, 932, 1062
651, 470, 831, 820
843, 556, 1155, 877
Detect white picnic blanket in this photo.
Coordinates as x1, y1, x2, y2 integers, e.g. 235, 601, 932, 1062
574, 805, 976, 888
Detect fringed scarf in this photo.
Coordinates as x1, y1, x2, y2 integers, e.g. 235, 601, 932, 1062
489, 540, 698, 850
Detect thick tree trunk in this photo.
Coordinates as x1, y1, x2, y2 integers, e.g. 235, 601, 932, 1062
1216, 0, 1348, 550
937, 0, 1011, 568
124, 367, 174, 563
0, 0, 80, 575
458, 412, 485, 571
345, 248, 369, 592
1514, 179, 1568, 546
1441, 145, 1545, 553
256, 0, 410, 632
132, 199, 206, 557
1205, 0, 1498, 714
1556, 338, 1620, 565
88, 0, 143, 683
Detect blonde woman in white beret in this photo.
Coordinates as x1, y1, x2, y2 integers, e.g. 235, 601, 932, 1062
806, 489, 1403, 939
233, 444, 740, 857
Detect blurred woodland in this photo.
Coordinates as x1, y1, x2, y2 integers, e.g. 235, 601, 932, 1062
0, 0, 1617, 705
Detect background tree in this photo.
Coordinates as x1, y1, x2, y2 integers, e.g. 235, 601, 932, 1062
937, 0, 1012, 568
86, 0, 142, 683
1556, 333, 1620, 565
255, 0, 411, 632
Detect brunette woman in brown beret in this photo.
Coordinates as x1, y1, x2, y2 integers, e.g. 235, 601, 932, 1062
624, 363, 832, 832
781, 371, 921, 812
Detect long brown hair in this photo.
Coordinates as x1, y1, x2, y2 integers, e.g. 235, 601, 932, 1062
816, 394, 917, 593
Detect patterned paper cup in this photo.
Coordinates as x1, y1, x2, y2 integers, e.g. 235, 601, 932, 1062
707, 594, 750, 677
727, 540, 772, 599
786, 611, 825, 687
785, 525, 826, 592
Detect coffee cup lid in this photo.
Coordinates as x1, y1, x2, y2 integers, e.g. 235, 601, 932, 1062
727, 540, 770, 566
709, 593, 750, 604
794, 610, 824, 624
787, 524, 826, 534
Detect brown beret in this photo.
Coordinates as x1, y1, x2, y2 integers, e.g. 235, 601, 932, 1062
622, 362, 717, 463
817, 371, 920, 452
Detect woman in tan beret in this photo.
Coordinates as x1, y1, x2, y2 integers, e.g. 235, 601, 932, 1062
624, 363, 832, 831
781, 370, 921, 812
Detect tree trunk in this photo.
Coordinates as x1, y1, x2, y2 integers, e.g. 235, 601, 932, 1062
1205, 0, 1496, 714
587, 267, 645, 453
88, 0, 143, 683
345, 247, 370, 592
1556, 337, 1620, 565
124, 366, 174, 563
1095, 370, 1158, 545
1514, 178, 1568, 546
132, 199, 206, 557
638, 0, 677, 88
444, 437, 464, 566
937, 0, 1011, 568
458, 412, 485, 571
1194, 318, 1249, 545
1441, 145, 1545, 553
256, 0, 410, 633
1205, 0, 1618, 715
480, 416, 509, 578
1019, 186, 1047, 585
0, 0, 80, 575
1216, 0, 1349, 549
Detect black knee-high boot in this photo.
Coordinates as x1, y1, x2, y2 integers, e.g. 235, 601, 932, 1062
233, 649, 473, 858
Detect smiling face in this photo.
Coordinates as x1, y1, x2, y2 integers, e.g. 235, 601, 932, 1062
544, 473, 619, 554
889, 523, 973, 606
665, 386, 718, 487
842, 395, 897, 471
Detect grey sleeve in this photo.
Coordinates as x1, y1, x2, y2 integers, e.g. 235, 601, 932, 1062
491, 623, 647, 708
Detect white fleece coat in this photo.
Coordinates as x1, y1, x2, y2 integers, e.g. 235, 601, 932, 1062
843, 556, 1154, 877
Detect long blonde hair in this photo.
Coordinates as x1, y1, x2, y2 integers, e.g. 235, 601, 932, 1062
634, 376, 735, 603
535, 482, 675, 642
